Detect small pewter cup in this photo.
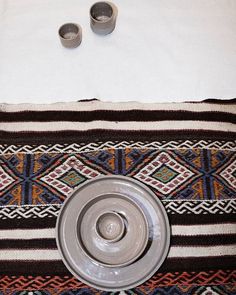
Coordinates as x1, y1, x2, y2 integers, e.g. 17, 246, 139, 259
90, 2, 117, 35
58, 23, 82, 48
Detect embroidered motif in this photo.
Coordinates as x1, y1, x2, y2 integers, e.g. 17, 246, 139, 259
0, 270, 234, 291
0, 149, 236, 205
133, 151, 198, 195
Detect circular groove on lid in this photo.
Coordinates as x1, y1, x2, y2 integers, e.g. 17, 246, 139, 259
56, 175, 170, 291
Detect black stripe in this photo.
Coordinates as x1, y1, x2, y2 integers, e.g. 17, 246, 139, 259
24, 154, 31, 205
77, 98, 98, 102
0, 212, 235, 229
160, 256, 236, 272
0, 217, 56, 229
171, 234, 236, 246
0, 239, 57, 249
0, 257, 235, 275
0, 110, 235, 123
168, 212, 236, 225
0, 235, 234, 250
0, 129, 235, 145
117, 149, 123, 174
0, 260, 69, 275
196, 98, 236, 104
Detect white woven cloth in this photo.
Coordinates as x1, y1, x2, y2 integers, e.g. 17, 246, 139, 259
0, 0, 235, 103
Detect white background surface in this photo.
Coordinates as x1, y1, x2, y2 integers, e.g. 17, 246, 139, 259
0, 0, 235, 104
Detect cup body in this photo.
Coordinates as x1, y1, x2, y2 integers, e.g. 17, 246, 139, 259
59, 23, 82, 48
90, 2, 117, 35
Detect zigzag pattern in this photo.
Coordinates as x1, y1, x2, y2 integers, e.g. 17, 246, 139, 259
163, 199, 236, 215
0, 270, 235, 291
130, 284, 236, 295
0, 276, 86, 291
141, 270, 236, 288
8, 284, 236, 295
0, 205, 62, 219
1, 140, 235, 155
0, 199, 235, 219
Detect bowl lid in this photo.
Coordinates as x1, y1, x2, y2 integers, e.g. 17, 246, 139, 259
56, 175, 170, 291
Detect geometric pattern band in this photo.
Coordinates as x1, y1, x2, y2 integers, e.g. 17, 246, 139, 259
2, 285, 236, 295
1, 100, 235, 295
143, 269, 236, 288
163, 199, 236, 215
0, 270, 235, 291
125, 285, 236, 295
0, 199, 235, 220
1, 148, 236, 205
0, 204, 62, 219
1, 139, 236, 155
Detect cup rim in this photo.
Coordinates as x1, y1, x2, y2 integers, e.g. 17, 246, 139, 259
90, 1, 114, 23
58, 23, 81, 40
95, 210, 125, 243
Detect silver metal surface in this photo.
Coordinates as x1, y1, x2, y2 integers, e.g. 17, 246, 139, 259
56, 175, 170, 291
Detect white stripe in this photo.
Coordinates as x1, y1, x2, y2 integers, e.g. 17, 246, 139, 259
0, 224, 235, 240
1, 101, 235, 113
0, 245, 235, 260
0, 228, 55, 239
0, 225, 234, 260
0, 249, 60, 260
172, 223, 236, 236
0, 244, 235, 260
1, 120, 235, 132
168, 245, 236, 258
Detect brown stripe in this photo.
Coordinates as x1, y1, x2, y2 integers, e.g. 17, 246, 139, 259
77, 98, 98, 102
160, 256, 236, 272
0, 257, 235, 275
0, 239, 57, 249
0, 110, 235, 123
194, 98, 236, 104
0, 260, 69, 275
0, 129, 235, 145
0, 217, 57, 230
0, 235, 234, 250
171, 234, 236, 246
168, 213, 236, 225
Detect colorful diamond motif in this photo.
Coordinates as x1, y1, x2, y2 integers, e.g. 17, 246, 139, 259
0, 166, 16, 192
0, 148, 235, 205
233, 170, 236, 178
151, 165, 178, 184
220, 159, 236, 189
133, 152, 196, 195
58, 169, 86, 188
40, 155, 101, 196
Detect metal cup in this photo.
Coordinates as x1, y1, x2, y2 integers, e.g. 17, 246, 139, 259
90, 2, 117, 35
58, 23, 82, 48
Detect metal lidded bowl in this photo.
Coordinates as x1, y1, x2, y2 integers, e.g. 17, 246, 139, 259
56, 175, 170, 291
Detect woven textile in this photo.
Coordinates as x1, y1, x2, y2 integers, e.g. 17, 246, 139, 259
0, 99, 236, 295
